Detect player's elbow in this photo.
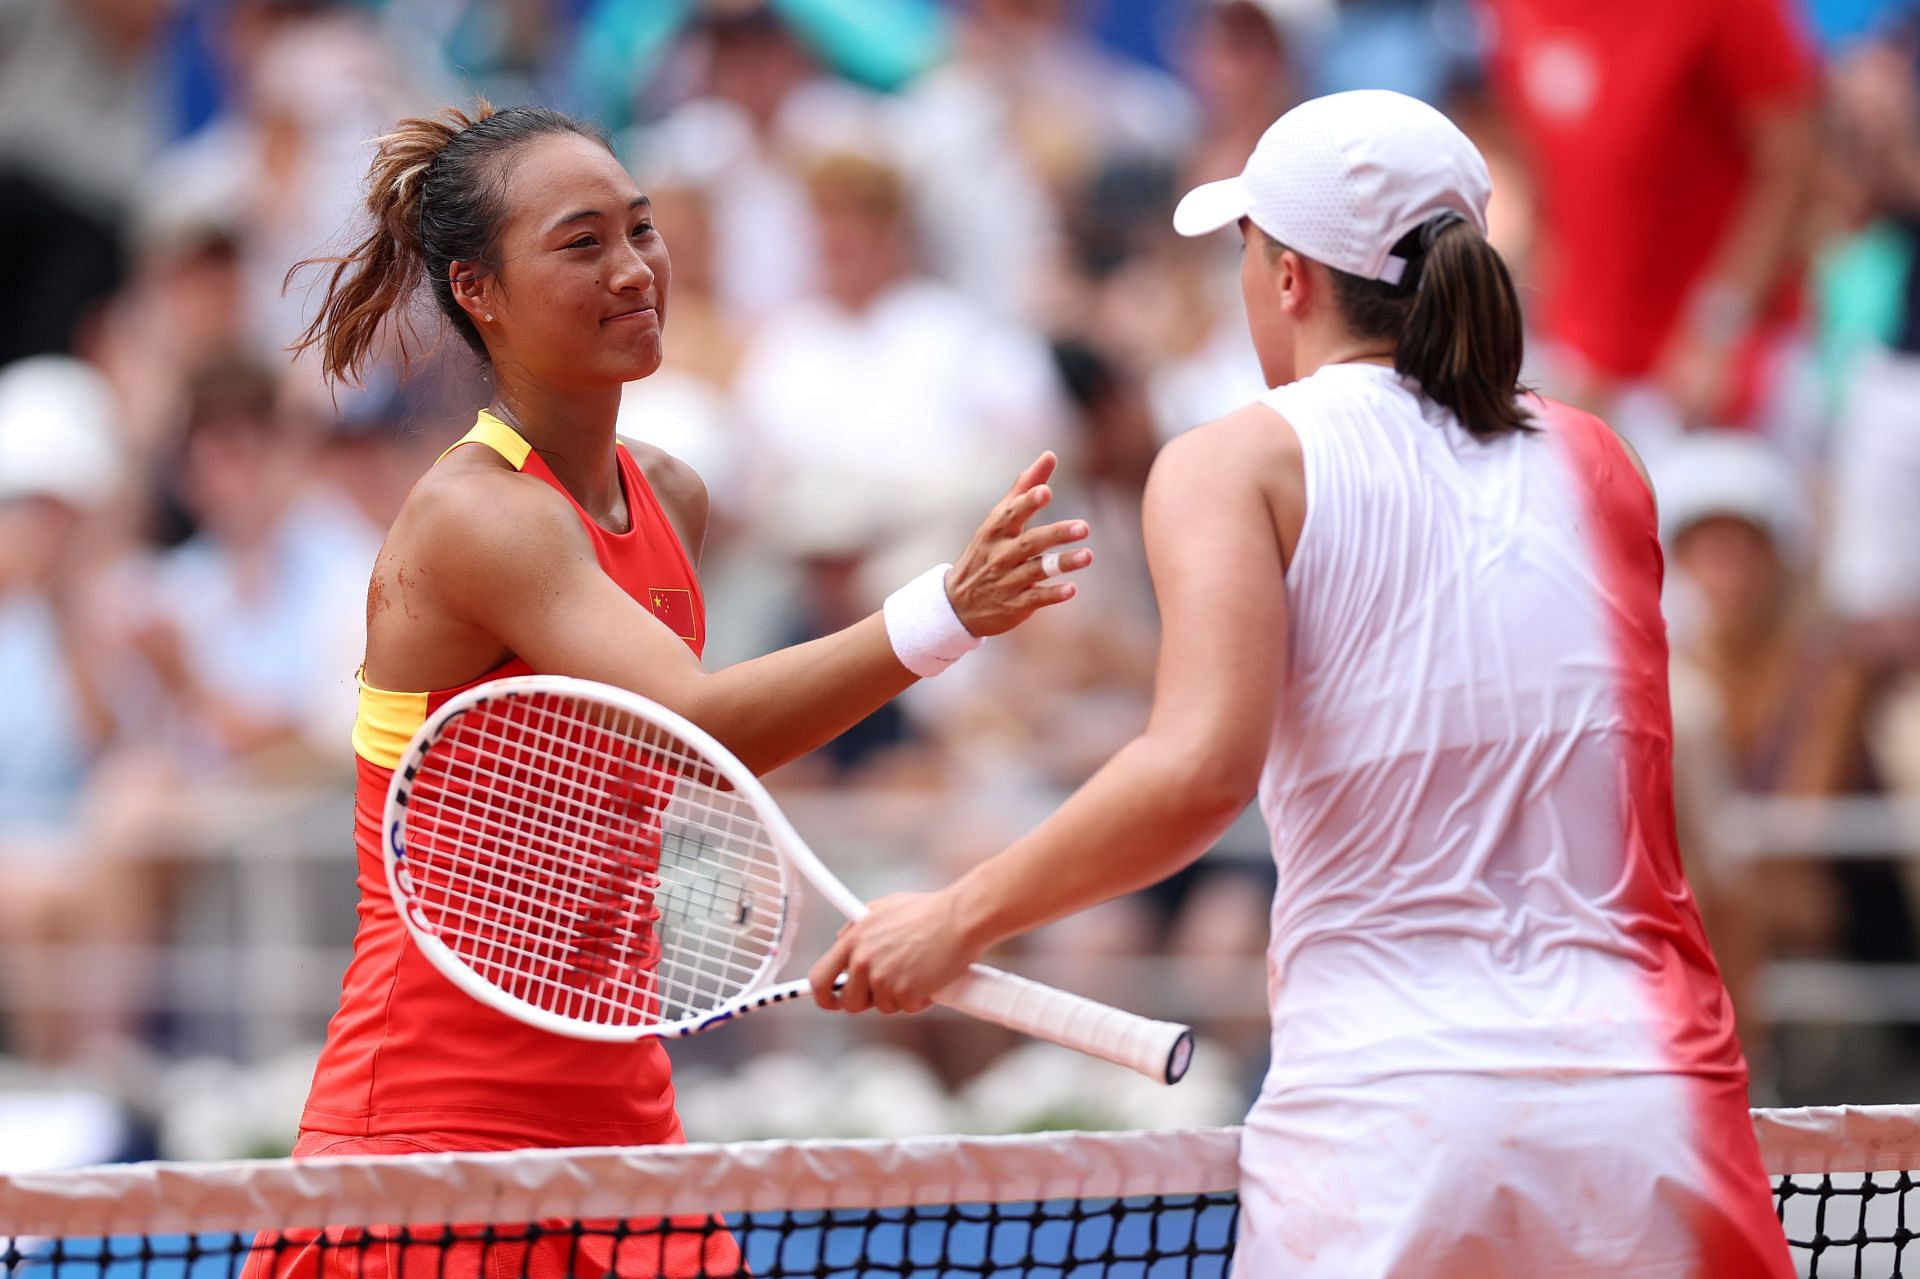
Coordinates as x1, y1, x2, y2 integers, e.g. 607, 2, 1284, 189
672, 685, 757, 766
1147, 734, 1261, 827
674, 680, 809, 777
1182, 766, 1259, 829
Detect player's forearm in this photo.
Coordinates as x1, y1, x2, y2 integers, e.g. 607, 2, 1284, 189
1684, 107, 1815, 335
688, 613, 917, 775
946, 733, 1252, 951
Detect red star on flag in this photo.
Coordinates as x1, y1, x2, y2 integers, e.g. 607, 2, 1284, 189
646, 587, 697, 641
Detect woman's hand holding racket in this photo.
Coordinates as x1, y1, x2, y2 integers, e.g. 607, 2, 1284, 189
809, 892, 981, 1016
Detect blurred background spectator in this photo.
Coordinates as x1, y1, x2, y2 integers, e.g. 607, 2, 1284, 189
1658, 430, 1919, 1097
0, 0, 161, 367
1480, 0, 1821, 440
0, 357, 128, 1067
4, 0, 1920, 1159
735, 149, 1063, 623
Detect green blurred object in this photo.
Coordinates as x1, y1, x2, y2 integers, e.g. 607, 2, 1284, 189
768, 0, 948, 91
572, 0, 947, 133
572, 0, 697, 132
1814, 220, 1916, 410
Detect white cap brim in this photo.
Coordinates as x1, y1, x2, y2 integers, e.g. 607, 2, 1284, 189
1172, 175, 1253, 238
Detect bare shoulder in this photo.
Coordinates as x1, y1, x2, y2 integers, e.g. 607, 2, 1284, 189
1155, 402, 1302, 477
624, 438, 708, 515
363, 447, 601, 686
1148, 402, 1306, 563
390, 445, 594, 584
622, 437, 709, 566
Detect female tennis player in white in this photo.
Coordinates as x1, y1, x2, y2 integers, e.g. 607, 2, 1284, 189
812, 90, 1795, 1277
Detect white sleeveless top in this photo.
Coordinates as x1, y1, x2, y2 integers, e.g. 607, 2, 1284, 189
1253, 363, 1741, 1095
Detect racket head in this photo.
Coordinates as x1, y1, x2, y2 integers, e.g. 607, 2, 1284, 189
383, 675, 799, 1041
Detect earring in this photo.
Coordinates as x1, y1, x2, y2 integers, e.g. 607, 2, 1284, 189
484, 313, 494, 322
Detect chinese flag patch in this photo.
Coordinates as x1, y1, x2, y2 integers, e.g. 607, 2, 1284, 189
647, 587, 698, 641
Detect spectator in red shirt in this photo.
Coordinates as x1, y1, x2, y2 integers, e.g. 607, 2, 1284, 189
1480, 0, 1819, 429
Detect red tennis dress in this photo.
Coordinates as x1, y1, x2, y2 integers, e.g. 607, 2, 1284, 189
251, 411, 736, 1279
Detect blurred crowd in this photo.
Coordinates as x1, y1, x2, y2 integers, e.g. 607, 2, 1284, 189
5, 0, 1920, 1155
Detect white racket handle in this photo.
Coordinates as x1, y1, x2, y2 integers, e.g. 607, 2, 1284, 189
938, 963, 1194, 1084
723, 968, 1193, 1082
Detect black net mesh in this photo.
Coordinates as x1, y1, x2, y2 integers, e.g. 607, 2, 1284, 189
0, 1196, 1241, 1279
1777, 1171, 1920, 1278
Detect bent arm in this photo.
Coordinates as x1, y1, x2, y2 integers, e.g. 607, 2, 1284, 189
419, 456, 1078, 776
943, 427, 1290, 947
807, 418, 1294, 1012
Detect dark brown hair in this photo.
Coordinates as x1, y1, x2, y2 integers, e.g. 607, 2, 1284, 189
290, 100, 609, 387
1267, 217, 1532, 438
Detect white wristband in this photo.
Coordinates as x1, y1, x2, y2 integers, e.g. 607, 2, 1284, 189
883, 563, 980, 678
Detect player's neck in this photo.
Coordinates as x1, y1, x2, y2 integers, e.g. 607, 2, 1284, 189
1289, 321, 1394, 382
489, 382, 624, 515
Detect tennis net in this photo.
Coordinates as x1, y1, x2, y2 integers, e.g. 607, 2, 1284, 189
1, 1107, 1914, 1278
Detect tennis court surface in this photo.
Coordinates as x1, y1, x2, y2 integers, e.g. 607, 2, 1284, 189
2, 1108, 1914, 1278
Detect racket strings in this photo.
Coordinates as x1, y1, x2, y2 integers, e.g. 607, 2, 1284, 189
418, 710, 674, 1015
433, 700, 684, 1013
396, 691, 789, 1029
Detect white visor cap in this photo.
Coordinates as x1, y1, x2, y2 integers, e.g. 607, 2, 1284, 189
1173, 89, 1492, 286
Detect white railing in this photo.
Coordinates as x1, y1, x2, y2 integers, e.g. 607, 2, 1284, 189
3, 789, 1917, 1060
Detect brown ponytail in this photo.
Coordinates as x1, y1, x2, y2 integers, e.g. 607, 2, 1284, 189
1391, 217, 1530, 438
289, 99, 609, 387
1265, 216, 1532, 438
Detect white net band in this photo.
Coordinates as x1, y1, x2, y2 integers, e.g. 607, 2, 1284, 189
1, 1107, 1912, 1238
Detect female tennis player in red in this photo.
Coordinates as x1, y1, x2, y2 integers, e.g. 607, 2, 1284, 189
249, 101, 1088, 1279
813, 90, 1796, 1278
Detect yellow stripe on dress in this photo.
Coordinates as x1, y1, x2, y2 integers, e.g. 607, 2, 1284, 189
435, 410, 533, 470
352, 672, 429, 769
364, 413, 525, 766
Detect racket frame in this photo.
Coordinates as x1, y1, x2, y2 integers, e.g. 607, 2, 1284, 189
384, 676, 804, 1042
385, 675, 1194, 1083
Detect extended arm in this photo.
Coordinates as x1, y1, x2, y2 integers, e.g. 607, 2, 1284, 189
809, 410, 1295, 1013
413, 452, 1088, 776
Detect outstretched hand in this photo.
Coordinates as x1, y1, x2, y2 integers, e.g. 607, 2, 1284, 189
944, 452, 1092, 638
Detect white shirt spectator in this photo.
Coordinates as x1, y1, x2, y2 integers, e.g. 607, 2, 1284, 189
1149, 318, 1268, 441
0, 595, 93, 835
139, 13, 417, 362
734, 277, 1065, 590
886, 70, 1063, 323
0, 0, 164, 214
139, 489, 379, 763
638, 83, 886, 325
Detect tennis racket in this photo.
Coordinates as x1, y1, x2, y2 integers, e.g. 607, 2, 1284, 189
383, 674, 1194, 1084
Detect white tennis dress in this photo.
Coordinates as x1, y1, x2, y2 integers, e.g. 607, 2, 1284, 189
1235, 363, 1792, 1277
